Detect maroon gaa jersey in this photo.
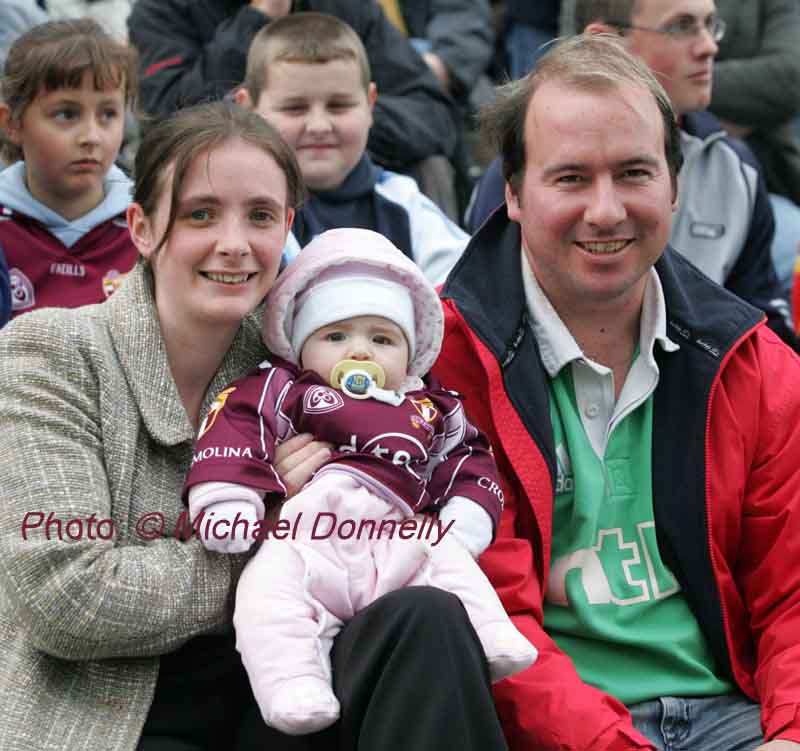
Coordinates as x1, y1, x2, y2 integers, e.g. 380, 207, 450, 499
0, 205, 137, 318
184, 358, 504, 527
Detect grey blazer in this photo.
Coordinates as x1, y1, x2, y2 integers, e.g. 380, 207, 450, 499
0, 261, 265, 750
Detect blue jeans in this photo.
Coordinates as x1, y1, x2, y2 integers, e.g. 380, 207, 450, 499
504, 22, 555, 79
629, 693, 763, 751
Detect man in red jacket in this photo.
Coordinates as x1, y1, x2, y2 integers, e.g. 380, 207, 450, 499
434, 32, 800, 751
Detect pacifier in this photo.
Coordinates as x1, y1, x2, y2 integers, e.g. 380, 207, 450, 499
329, 359, 404, 406
330, 359, 385, 398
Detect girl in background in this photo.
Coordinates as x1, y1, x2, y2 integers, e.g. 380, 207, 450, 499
0, 19, 138, 319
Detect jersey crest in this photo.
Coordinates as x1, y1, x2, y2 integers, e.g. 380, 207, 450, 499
410, 397, 438, 423
102, 269, 126, 298
9, 267, 35, 311
198, 386, 237, 439
303, 385, 345, 415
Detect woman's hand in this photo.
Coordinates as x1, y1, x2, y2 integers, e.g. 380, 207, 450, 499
274, 433, 332, 498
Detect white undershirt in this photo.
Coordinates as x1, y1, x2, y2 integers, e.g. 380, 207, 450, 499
520, 254, 680, 459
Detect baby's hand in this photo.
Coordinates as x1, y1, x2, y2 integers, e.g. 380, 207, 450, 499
198, 500, 258, 554
438, 497, 493, 559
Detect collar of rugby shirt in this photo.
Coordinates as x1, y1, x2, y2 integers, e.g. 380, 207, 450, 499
521, 251, 680, 458
521, 252, 679, 380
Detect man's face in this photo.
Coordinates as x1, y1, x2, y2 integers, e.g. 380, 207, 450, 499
506, 80, 676, 317
626, 0, 718, 115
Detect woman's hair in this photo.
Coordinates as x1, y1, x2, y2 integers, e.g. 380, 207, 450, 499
133, 100, 305, 257
0, 18, 138, 164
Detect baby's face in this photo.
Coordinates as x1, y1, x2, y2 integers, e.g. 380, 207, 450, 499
300, 315, 409, 391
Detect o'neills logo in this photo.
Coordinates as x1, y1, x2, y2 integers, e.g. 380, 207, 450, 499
198, 386, 237, 438
304, 385, 344, 414
50, 262, 86, 277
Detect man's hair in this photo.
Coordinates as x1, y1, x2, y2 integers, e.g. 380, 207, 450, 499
0, 18, 138, 164
133, 101, 304, 260
243, 12, 371, 104
479, 33, 683, 195
573, 0, 637, 34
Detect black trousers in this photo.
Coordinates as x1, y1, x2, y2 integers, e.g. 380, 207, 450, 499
139, 586, 507, 751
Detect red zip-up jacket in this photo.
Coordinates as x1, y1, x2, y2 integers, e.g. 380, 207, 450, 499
432, 210, 800, 750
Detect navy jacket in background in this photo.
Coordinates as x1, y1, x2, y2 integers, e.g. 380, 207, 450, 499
0, 246, 11, 328
505, 0, 560, 33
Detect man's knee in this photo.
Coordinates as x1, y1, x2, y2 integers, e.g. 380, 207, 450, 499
359, 586, 467, 638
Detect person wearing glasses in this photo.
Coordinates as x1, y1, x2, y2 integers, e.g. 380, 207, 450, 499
436, 30, 800, 751
467, 0, 798, 351
582, 0, 800, 310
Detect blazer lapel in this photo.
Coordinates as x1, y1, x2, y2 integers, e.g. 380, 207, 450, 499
107, 261, 194, 445
107, 261, 268, 446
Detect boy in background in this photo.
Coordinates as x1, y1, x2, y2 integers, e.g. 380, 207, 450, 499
234, 12, 467, 285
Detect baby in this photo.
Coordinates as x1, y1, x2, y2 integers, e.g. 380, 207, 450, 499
184, 228, 537, 735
